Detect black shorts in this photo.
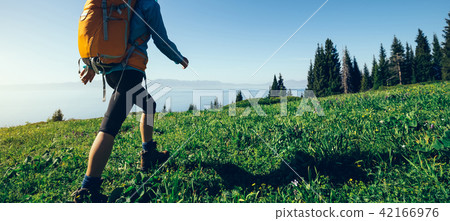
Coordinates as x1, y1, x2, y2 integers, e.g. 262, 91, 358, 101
99, 70, 156, 137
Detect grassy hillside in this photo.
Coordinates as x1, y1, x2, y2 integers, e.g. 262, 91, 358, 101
0, 81, 449, 203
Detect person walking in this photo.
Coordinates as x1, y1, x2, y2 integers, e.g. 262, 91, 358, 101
72, 0, 189, 203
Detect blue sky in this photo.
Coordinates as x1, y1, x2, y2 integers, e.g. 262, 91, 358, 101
0, 0, 449, 85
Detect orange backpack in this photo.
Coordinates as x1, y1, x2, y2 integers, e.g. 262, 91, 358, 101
78, 0, 136, 69
78, 0, 138, 101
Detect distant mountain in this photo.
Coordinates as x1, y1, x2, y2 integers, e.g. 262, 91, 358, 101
283, 80, 307, 90
151, 79, 307, 90
3, 79, 306, 91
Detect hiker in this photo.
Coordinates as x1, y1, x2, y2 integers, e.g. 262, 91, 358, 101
72, 0, 189, 203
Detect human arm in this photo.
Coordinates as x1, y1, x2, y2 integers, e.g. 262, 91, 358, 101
146, 3, 188, 68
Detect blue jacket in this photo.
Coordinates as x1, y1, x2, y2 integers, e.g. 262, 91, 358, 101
107, 0, 184, 74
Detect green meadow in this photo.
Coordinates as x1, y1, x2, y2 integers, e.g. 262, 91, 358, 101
0, 81, 449, 203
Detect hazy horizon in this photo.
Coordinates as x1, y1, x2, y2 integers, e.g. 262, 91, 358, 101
0, 81, 307, 127
0, 77, 307, 89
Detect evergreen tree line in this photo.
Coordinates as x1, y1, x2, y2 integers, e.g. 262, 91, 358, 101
186, 98, 221, 112
234, 73, 294, 103
210, 98, 222, 109
269, 73, 287, 97
307, 13, 450, 97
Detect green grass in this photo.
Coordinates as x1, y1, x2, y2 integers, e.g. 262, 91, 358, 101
1, 81, 449, 203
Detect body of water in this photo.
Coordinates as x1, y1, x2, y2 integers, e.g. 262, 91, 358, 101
0, 82, 305, 128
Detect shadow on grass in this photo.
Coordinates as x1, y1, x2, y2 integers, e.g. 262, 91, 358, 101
114, 149, 408, 203
203, 149, 406, 191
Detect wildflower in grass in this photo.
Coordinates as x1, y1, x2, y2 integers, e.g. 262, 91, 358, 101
430, 124, 434, 129
349, 178, 353, 182
291, 179, 299, 187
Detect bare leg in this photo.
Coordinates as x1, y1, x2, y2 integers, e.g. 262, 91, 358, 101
85, 132, 115, 177
140, 113, 154, 143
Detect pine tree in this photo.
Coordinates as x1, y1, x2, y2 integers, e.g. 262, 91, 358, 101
269, 74, 278, 97
390, 36, 405, 85
210, 98, 221, 109
188, 104, 197, 111
341, 48, 352, 94
287, 89, 293, 96
271, 74, 279, 90
378, 44, 389, 87
307, 39, 340, 97
277, 73, 287, 96
442, 12, 450, 80
360, 63, 371, 91
306, 61, 314, 91
404, 43, 414, 84
368, 66, 374, 89
213, 98, 219, 109
325, 39, 342, 95
351, 57, 362, 92
50, 109, 64, 122
432, 34, 443, 80
372, 56, 381, 89
236, 90, 243, 102
313, 44, 328, 97
414, 29, 433, 82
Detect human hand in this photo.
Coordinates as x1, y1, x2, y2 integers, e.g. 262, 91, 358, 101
181, 57, 189, 69
80, 68, 95, 85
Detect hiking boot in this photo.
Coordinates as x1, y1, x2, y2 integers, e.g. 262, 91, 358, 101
71, 179, 108, 203
140, 142, 170, 171
72, 188, 108, 203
